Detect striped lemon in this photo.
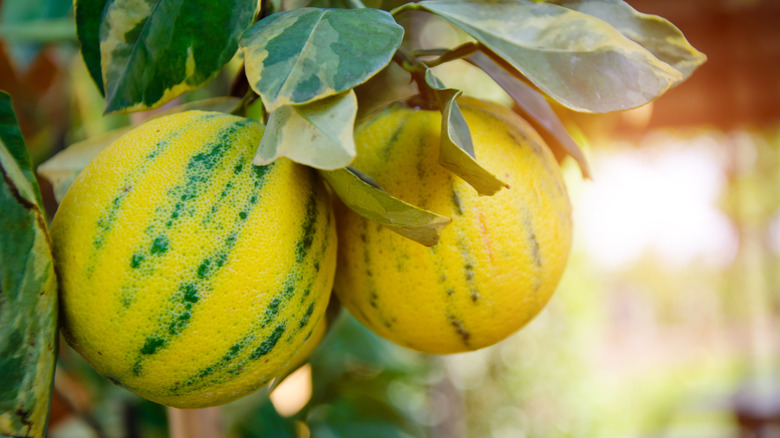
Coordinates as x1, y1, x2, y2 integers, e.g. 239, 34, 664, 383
334, 98, 572, 354
51, 111, 337, 408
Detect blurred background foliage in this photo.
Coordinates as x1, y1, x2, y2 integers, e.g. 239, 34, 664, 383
1, 0, 779, 436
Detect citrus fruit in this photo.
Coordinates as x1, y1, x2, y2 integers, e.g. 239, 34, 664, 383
333, 98, 572, 354
51, 111, 337, 408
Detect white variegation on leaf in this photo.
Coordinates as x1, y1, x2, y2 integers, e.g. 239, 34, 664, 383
240, 7, 403, 112
397, 0, 705, 113
99, 0, 255, 113
254, 90, 357, 170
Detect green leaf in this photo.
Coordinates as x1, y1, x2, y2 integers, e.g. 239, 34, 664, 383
548, 0, 706, 79
398, 0, 693, 113
100, 0, 256, 113
38, 97, 241, 202
255, 90, 357, 170
75, 0, 109, 95
467, 52, 591, 178
424, 71, 507, 196
240, 7, 404, 112
0, 94, 58, 438
320, 167, 451, 247
0, 91, 42, 205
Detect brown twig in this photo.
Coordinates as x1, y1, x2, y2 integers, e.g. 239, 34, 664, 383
167, 407, 224, 438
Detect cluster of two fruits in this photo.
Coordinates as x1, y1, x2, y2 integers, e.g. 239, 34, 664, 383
51, 98, 572, 408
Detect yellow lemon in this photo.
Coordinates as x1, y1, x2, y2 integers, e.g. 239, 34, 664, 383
51, 111, 337, 407
334, 98, 572, 354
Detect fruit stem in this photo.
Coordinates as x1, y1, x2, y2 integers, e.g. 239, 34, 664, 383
415, 42, 480, 68
231, 90, 260, 119
393, 46, 438, 110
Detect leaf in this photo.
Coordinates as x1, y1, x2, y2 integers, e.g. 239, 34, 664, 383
240, 7, 404, 112
398, 0, 692, 113
548, 0, 706, 79
0, 94, 58, 438
424, 71, 507, 196
75, 0, 109, 95
320, 167, 451, 247
38, 97, 241, 202
254, 90, 357, 170
99, 0, 256, 113
467, 51, 591, 178
0, 91, 41, 205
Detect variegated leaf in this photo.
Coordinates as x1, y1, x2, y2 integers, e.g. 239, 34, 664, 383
254, 90, 357, 170
240, 8, 403, 112
398, 0, 690, 113
0, 91, 41, 204
99, 0, 256, 113
425, 70, 507, 196
320, 167, 451, 246
75, 0, 109, 95
468, 51, 591, 177
0, 92, 58, 438
549, 0, 706, 79
38, 97, 241, 202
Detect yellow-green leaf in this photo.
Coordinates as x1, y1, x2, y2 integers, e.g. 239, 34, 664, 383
99, 0, 255, 113
425, 70, 507, 196
0, 92, 58, 438
240, 7, 403, 112
398, 0, 694, 113
254, 91, 357, 170
549, 0, 706, 79
320, 167, 451, 246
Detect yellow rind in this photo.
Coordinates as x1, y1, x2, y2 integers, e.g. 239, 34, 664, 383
334, 98, 572, 354
51, 111, 337, 407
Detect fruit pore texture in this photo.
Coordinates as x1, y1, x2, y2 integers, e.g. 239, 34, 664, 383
51, 111, 337, 407
334, 98, 572, 354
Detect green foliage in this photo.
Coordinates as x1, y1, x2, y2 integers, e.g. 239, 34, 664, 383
74, 0, 108, 96
425, 70, 508, 195
81, 0, 256, 113
320, 167, 451, 246
467, 51, 591, 177
240, 7, 404, 111
398, 0, 705, 113
0, 92, 58, 438
0, 0, 711, 434
256, 90, 358, 170
550, 0, 705, 79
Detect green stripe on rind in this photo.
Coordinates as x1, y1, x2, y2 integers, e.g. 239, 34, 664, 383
114, 119, 257, 306
129, 149, 274, 375
90, 137, 172, 255
169, 193, 333, 394
100, 0, 256, 113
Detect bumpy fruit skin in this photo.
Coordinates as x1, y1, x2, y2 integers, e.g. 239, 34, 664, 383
51, 111, 337, 408
334, 98, 572, 354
